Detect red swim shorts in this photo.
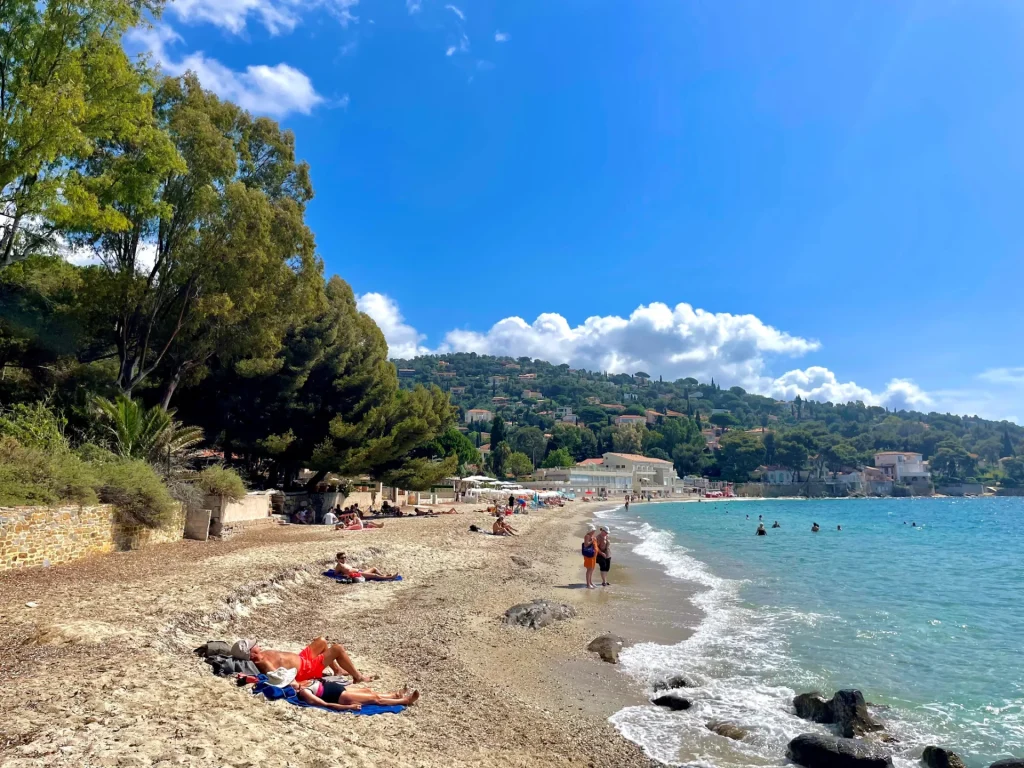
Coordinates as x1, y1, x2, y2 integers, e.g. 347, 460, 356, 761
297, 644, 326, 681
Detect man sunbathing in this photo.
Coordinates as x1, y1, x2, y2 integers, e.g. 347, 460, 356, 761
246, 637, 375, 684
493, 517, 518, 536
336, 515, 384, 530
333, 552, 399, 582
296, 678, 419, 711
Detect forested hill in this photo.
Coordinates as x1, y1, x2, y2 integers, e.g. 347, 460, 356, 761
392, 353, 1023, 483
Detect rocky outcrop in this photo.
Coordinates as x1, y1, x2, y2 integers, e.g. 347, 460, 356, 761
651, 693, 691, 711
989, 761, 1024, 768
794, 692, 832, 722
793, 689, 884, 738
652, 675, 690, 691
502, 599, 576, 630
922, 746, 966, 768
706, 720, 748, 741
586, 633, 624, 664
787, 733, 893, 768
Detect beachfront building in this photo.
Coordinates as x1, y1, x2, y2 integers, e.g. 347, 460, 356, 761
465, 408, 493, 424
527, 452, 697, 497
874, 452, 931, 484
760, 466, 797, 485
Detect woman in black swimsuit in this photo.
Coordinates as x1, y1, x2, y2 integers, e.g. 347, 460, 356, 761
297, 679, 420, 711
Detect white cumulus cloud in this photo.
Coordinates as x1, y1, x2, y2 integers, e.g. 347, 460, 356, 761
167, 0, 358, 34
444, 4, 465, 20
766, 367, 932, 410
127, 25, 323, 118
357, 294, 1021, 421
356, 293, 430, 359
495, 31, 509, 42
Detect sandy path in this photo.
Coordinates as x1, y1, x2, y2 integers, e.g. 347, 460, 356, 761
0, 505, 657, 768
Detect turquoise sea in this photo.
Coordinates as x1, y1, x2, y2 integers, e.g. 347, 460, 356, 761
596, 497, 1024, 768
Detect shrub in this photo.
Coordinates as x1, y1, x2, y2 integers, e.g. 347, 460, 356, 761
0, 402, 70, 453
195, 466, 247, 502
0, 436, 99, 507
95, 459, 177, 528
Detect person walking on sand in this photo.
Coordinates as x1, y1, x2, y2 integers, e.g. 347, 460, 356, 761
595, 526, 611, 586
582, 529, 598, 589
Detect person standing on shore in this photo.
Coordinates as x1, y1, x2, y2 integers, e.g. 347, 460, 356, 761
595, 526, 611, 586
582, 529, 597, 589
624, 496, 630, 512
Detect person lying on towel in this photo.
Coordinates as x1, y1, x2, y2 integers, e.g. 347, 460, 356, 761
333, 552, 400, 582
235, 637, 375, 684
295, 679, 420, 711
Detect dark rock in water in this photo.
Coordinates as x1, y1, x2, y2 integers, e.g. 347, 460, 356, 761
794, 692, 832, 723
787, 733, 893, 768
652, 675, 690, 691
651, 693, 691, 711
503, 599, 576, 630
922, 746, 966, 768
793, 689, 884, 738
831, 689, 884, 737
586, 633, 624, 664
510, 555, 531, 568
989, 761, 1024, 768
706, 720, 748, 741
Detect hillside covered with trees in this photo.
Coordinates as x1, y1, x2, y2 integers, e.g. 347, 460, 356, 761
393, 353, 1024, 486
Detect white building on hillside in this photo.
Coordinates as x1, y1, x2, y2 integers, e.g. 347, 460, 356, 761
465, 408, 493, 424
874, 452, 930, 484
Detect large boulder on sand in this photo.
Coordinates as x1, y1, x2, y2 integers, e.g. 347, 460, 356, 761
651, 693, 691, 711
793, 689, 884, 738
503, 600, 576, 630
706, 720, 748, 741
586, 633, 624, 664
787, 733, 893, 768
922, 746, 966, 768
652, 675, 690, 691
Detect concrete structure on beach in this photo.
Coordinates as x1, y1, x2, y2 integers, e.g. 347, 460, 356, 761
873, 451, 930, 484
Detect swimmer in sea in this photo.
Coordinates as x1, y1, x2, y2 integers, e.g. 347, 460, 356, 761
837, 525, 842, 531
811, 522, 820, 532
772, 521, 780, 528
756, 523, 767, 536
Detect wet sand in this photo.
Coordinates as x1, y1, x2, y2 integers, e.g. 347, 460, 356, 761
0, 503, 678, 768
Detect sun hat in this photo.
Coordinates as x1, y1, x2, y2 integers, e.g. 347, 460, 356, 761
264, 667, 297, 688
230, 639, 255, 660
599, 526, 608, 532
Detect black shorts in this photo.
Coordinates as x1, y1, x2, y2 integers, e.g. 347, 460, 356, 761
596, 555, 611, 572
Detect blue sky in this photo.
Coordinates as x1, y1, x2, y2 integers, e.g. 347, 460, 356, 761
127, 1, 1024, 422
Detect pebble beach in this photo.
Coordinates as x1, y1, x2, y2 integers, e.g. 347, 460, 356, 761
0, 503, 661, 768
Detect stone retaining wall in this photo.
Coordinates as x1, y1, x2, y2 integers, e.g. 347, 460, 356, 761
0, 503, 185, 572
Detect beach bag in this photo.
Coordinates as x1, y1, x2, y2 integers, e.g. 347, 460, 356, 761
581, 542, 595, 558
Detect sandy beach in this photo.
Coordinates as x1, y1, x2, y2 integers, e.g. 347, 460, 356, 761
0, 502, 669, 768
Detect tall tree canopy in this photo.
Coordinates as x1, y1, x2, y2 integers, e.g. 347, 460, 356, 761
1, 0, 166, 268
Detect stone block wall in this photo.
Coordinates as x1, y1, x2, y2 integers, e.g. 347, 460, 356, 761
0, 503, 185, 572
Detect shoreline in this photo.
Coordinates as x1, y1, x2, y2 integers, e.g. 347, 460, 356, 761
0, 502, 666, 767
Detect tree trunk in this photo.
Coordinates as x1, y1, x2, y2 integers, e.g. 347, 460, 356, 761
160, 367, 185, 410
304, 469, 329, 492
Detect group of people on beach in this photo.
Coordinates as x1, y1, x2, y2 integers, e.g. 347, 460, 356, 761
582, 525, 611, 588
233, 637, 419, 711
322, 504, 386, 530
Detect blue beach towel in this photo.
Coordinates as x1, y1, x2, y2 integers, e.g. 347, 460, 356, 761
251, 675, 405, 716
322, 569, 402, 583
